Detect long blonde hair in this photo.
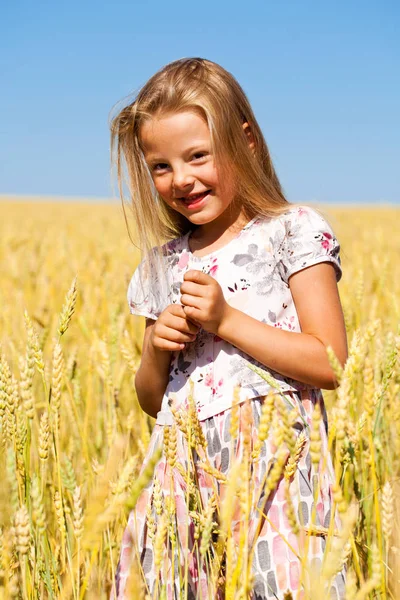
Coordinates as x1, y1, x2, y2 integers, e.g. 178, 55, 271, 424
110, 57, 298, 253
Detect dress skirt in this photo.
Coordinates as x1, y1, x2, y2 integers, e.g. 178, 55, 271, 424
111, 389, 346, 600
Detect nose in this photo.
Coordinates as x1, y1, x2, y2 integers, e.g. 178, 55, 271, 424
172, 165, 195, 195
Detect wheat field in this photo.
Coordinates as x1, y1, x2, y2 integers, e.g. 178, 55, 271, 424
0, 199, 399, 599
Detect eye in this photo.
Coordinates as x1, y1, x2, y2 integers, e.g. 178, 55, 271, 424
192, 152, 208, 161
152, 163, 169, 172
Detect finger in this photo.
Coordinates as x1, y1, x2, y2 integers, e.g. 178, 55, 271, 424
167, 303, 188, 317
180, 294, 203, 309
153, 338, 187, 352
180, 281, 206, 297
158, 324, 197, 343
184, 319, 201, 334
164, 313, 200, 334
166, 304, 200, 331
183, 305, 203, 322
187, 316, 202, 328
183, 270, 213, 284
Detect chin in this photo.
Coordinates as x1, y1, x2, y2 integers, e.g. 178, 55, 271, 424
188, 216, 213, 227
188, 210, 221, 223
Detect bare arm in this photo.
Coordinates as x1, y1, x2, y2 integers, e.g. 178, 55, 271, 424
135, 305, 200, 418
135, 319, 172, 418
181, 263, 348, 390
217, 263, 348, 389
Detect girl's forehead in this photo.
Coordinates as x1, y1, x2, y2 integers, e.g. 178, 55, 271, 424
140, 111, 211, 151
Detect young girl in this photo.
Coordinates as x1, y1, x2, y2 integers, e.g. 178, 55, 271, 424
110, 58, 348, 600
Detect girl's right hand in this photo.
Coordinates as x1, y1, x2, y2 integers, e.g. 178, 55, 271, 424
149, 304, 200, 352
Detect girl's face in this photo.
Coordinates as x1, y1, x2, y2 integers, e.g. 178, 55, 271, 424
140, 110, 238, 229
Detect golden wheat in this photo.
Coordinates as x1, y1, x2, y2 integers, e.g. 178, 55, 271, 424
0, 200, 398, 598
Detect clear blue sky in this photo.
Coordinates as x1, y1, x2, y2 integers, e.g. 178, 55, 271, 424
2, 0, 399, 203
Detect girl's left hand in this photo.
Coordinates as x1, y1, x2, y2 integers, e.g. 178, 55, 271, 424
180, 270, 230, 335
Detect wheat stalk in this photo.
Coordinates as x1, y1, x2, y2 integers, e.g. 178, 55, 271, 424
58, 277, 78, 337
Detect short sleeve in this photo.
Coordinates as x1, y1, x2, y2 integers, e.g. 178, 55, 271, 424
127, 247, 170, 320
275, 206, 342, 284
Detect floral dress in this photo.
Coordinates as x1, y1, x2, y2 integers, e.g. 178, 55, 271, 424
112, 205, 346, 599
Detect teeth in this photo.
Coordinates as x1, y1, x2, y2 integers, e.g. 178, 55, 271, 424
184, 192, 208, 202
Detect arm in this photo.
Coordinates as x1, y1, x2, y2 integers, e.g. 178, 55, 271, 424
180, 263, 348, 390
217, 263, 348, 389
135, 305, 200, 418
135, 319, 172, 418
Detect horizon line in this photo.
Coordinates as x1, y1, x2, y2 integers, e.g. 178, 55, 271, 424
0, 193, 398, 208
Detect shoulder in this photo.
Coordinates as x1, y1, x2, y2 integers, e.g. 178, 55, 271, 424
272, 204, 339, 245
127, 237, 185, 319
137, 232, 188, 269
161, 231, 190, 257
274, 204, 332, 227
251, 205, 331, 234
270, 205, 342, 284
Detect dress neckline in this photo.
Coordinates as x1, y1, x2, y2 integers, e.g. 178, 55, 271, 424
184, 216, 259, 261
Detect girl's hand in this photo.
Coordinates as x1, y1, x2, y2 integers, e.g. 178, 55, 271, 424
149, 304, 200, 352
180, 270, 230, 335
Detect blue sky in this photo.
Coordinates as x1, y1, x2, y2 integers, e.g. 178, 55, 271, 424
1, 0, 399, 203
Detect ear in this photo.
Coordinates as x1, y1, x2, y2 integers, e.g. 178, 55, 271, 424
242, 122, 256, 154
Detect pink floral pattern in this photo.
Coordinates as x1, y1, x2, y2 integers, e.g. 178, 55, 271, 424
127, 206, 342, 424
113, 392, 346, 599
115, 205, 346, 598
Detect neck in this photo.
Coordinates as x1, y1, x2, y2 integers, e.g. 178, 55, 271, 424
191, 206, 250, 246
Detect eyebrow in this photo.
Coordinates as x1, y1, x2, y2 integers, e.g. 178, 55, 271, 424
144, 143, 210, 164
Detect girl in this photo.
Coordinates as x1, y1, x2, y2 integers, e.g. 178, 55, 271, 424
110, 58, 348, 599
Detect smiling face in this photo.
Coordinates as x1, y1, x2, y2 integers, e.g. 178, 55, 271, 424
140, 110, 242, 234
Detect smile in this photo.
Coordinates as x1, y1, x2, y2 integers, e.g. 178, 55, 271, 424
180, 190, 211, 209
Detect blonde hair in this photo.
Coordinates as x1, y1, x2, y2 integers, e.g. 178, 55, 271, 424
110, 57, 301, 253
